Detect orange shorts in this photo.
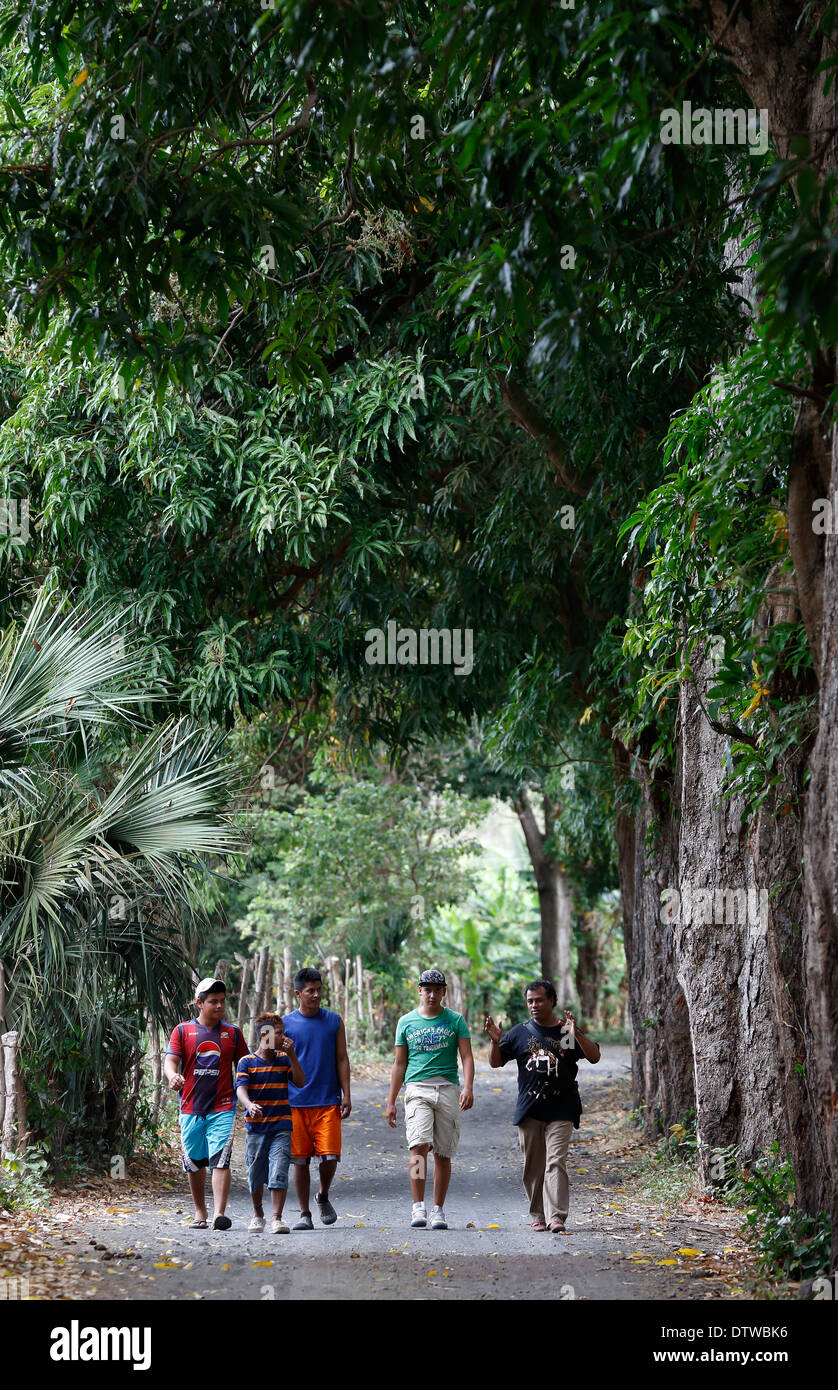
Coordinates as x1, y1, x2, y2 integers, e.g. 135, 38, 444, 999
290, 1105, 342, 1164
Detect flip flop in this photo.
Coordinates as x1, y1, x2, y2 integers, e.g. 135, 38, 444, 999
189, 1217, 208, 1228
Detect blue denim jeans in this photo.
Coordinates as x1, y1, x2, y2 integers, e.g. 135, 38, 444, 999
245, 1126, 292, 1191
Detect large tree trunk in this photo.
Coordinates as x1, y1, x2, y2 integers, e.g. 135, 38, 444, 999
514, 791, 578, 1006
674, 644, 805, 1179
626, 764, 695, 1136
575, 913, 602, 1026
802, 429, 838, 1268
701, 0, 838, 1269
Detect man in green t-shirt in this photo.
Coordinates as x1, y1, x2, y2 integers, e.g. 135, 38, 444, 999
385, 968, 474, 1229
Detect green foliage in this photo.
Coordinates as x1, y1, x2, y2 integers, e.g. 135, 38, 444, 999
658, 1109, 698, 1164
230, 760, 487, 969
0, 587, 239, 1160
614, 332, 815, 817
0, 1145, 51, 1211
727, 1145, 833, 1282
426, 867, 540, 1020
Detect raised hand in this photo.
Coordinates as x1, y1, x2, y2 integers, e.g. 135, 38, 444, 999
484, 1014, 503, 1044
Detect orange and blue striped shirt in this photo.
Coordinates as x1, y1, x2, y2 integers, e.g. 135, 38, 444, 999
235, 1051, 292, 1132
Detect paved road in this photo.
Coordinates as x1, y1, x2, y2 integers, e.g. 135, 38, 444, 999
74, 1047, 738, 1300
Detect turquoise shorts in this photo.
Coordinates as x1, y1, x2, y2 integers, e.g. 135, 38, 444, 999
179, 1109, 235, 1172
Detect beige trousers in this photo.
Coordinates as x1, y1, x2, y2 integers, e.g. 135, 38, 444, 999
518, 1117, 574, 1224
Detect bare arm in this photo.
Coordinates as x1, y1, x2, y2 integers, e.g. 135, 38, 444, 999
565, 1010, 600, 1063
336, 1019, 352, 1117
458, 1036, 475, 1110
164, 1053, 184, 1091
236, 1082, 263, 1117
279, 1037, 306, 1089
575, 1026, 601, 1064
385, 1044, 408, 1126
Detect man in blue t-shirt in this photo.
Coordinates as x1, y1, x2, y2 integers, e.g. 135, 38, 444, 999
281, 967, 351, 1231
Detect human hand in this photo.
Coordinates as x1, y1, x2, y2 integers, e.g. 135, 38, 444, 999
169, 1072, 185, 1092
340, 1097, 352, 1119
385, 1102, 397, 1128
484, 1014, 503, 1044
459, 1088, 474, 1112
247, 1101, 264, 1118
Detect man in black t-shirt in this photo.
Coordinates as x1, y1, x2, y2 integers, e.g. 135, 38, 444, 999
485, 978, 600, 1232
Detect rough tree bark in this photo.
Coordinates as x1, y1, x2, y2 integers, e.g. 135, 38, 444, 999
701, 0, 838, 1265
575, 913, 603, 1027
625, 763, 695, 1135
675, 644, 803, 1178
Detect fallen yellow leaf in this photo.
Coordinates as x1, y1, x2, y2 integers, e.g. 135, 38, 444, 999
486, 1224, 500, 1230
675, 1248, 702, 1258
251, 1260, 273, 1267
656, 1259, 678, 1266
427, 1269, 437, 1277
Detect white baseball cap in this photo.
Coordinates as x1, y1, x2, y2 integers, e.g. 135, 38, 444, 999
195, 977, 226, 995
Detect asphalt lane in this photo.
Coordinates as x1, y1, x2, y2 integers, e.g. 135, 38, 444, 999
74, 1046, 730, 1300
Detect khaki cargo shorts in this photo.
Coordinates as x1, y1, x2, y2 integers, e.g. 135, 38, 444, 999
404, 1082, 462, 1158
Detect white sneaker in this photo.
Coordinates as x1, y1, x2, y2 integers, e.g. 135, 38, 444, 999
411, 1202, 427, 1228
248, 1215, 265, 1232
430, 1205, 448, 1230
271, 1218, 290, 1234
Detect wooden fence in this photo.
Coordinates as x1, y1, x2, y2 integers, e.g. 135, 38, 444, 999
214, 948, 386, 1048
0, 949, 389, 1159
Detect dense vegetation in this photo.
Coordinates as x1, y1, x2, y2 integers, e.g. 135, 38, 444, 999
0, 0, 835, 1279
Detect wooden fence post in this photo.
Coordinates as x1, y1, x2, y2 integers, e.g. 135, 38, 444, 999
149, 1021, 163, 1120
364, 972, 376, 1040
261, 954, 274, 1014
354, 955, 364, 1027
283, 945, 294, 1011
0, 966, 5, 1144
1, 1031, 19, 1157
250, 946, 270, 1047
343, 958, 351, 1034
236, 954, 252, 1030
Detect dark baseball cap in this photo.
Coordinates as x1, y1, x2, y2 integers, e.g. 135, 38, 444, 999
419, 969, 446, 986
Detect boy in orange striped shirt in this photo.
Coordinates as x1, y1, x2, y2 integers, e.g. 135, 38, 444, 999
236, 1014, 306, 1233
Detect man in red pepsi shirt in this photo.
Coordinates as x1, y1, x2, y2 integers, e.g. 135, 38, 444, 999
165, 978, 248, 1229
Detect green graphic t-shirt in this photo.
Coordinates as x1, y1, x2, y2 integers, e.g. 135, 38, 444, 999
395, 1007, 470, 1086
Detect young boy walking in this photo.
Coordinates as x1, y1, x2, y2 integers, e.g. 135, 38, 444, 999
235, 1013, 306, 1234
165, 977, 248, 1230
385, 968, 474, 1230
